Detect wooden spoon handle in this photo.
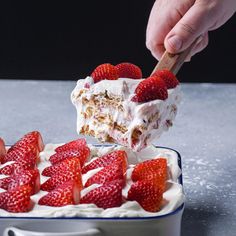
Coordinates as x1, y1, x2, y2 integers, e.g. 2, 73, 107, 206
151, 37, 202, 75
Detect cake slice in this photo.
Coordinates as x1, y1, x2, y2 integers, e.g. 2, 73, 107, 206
71, 63, 181, 152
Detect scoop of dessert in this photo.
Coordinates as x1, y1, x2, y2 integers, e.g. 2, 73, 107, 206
71, 63, 181, 152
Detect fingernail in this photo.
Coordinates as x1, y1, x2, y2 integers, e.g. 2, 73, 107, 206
167, 35, 182, 51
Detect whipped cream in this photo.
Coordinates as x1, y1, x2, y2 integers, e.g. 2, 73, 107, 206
71, 77, 181, 152
0, 144, 184, 218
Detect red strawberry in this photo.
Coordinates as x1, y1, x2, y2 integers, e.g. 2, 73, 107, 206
152, 70, 179, 89
55, 138, 87, 153
8, 131, 44, 153
0, 177, 12, 190
0, 157, 36, 176
6, 169, 40, 195
116, 62, 142, 79
42, 158, 81, 177
80, 180, 123, 209
131, 158, 167, 191
85, 162, 124, 188
0, 185, 32, 213
82, 150, 128, 174
91, 63, 119, 83
127, 180, 163, 212
0, 138, 6, 164
39, 181, 80, 207
2, 145, 38, 164
131, 76, 168, 103
41, 166, 82, 192
49, 147, 90, 167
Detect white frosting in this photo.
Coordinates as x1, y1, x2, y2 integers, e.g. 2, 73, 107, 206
71, 77, 181, 152
0, 144, 185, 218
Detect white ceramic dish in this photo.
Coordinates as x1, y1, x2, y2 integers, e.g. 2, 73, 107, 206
0, 146, 184, 236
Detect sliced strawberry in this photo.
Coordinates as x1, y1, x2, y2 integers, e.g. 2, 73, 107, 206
131, 76, 168, 103
42, 157, 81, 177
39, 181, 80, 207
80, 180, 123, 209
131, 158, 167, 191
84, 162, 124, 188
41, 166, 82, 192
49, 147, 90, 167
152, 70, 179, 89
2, 145, 38, 164
0, 185, 32, 213
0, 177, 12, 190
7, 169, 40, 195
55, 138, 87, 153
82, 150, 128, 174
116, 62, 142, 79
8, 131, 44, 153
0, 164, 16, 176
91, 63, 119, 83
127, 180, 163, 212
0, 138, 6, 164
0, 155, 37, 176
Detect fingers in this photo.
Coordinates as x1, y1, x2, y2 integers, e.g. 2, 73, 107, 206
146, 0, 195, 60
164, 3, 211, 54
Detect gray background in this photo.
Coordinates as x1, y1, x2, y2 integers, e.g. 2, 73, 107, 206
0, 80, 236, 236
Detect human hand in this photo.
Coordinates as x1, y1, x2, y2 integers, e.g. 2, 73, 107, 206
146, 0, 236, 60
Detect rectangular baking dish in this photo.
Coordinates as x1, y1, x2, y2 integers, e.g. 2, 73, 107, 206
0, 145, 184, 236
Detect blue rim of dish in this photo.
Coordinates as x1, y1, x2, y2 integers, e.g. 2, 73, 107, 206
0, 145, 185, 221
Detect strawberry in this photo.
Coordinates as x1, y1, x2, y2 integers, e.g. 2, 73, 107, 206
0, 138, 6, 164
116, 62, 142, 79
0, 185, 32, 213
49, 147, 90, 167
127, 180, 163, 212
8, 169, 40, 195
2, 145, 38, 164
55, 138, 87, 153
42, 157, 81, 177
82, 150, 128, 174
152, 70, 179, 89
91, 63, 119, 83
8, 131, 44, 153
0, 177, 12, 190
84, 162, 124, 188
131, 158, 167, 191
39, 181, 80, 207
80, 180, 123, 209
0, 157, 36, 176
41, 166, 82, 192
0, 169, 40, 195
131, 76, 168, 103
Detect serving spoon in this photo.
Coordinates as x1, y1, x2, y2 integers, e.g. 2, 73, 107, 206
151, 36, 203, 75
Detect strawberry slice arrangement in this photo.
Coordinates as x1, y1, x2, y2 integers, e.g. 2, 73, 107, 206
0, 132, 168, 214
127, 158, 167, 212
82, 150, 128, 174
39, 181, 80, 207
80, 180, 123, 209
90, 62, 179, 103
0, 131, 43, 212
90, 62, 142, 83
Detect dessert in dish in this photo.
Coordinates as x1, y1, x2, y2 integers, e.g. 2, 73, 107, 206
71, 63, 181, 152
0, 131, 184, 217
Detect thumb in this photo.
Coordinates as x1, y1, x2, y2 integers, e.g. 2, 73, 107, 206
164, 3, 210, 54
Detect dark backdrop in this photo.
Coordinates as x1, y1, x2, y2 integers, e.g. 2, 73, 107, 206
0, 1, 235, 82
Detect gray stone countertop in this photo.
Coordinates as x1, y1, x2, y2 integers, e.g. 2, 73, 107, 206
0, 80, 235, 236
